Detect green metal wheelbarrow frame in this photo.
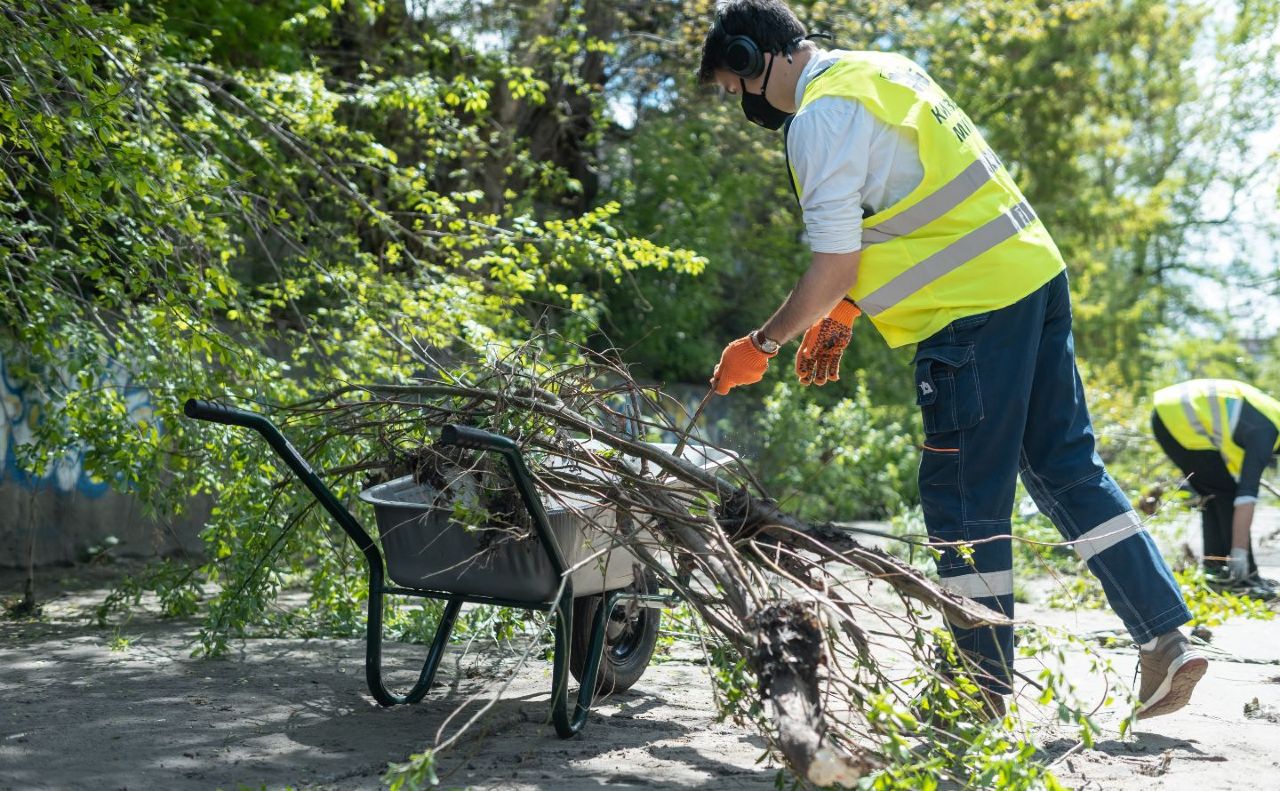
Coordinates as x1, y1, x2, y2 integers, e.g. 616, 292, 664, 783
184, 398, 671, 737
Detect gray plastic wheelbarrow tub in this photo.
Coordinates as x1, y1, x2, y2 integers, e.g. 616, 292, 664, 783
358, 440, 732, 601
358, 442, 728, 601
359, 475, 637, 600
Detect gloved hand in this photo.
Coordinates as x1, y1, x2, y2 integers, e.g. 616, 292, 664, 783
796, 298, 861, 386
712, 334, 777, 395
1136, 483, 1164, 516
1227, 547, 1249, 582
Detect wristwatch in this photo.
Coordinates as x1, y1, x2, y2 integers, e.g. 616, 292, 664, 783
750, 329, 781, 354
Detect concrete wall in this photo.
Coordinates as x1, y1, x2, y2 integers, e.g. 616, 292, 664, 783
0, 349, 205, 568
0, 483, 206, 568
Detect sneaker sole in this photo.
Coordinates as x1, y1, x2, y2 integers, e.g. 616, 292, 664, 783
1136, 652, 1208, 720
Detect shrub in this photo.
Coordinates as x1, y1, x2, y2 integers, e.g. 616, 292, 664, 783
753, 377, 921, 522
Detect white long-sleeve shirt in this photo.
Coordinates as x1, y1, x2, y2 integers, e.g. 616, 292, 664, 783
787, 49, 924, 254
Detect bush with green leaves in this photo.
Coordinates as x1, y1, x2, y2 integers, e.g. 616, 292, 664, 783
752, 377, 921, 522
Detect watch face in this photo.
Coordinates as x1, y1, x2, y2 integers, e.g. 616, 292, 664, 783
754, 332, 779, 353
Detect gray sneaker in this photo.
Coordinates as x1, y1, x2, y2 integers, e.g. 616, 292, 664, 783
1136, 631, 1208, 720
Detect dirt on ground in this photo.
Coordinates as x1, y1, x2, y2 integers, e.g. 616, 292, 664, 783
2, 513, 1279, 791
0, 562, 778, 791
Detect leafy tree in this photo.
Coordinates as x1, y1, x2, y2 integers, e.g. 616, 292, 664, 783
0, 0, 698, 648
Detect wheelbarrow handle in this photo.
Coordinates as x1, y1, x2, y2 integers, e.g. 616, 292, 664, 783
438, 424, 570, 581
183, 397, 380, 561
440, 424, 517, 453
184, 398, 261, 427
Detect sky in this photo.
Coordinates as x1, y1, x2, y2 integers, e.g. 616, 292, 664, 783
1186, 7, 1280, 340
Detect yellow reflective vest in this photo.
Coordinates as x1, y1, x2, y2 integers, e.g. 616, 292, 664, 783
1153, 379, 1280, 479
791, 51, 1066, 348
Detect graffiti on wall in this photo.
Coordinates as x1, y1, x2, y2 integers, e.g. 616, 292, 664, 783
0, 350, 153, 497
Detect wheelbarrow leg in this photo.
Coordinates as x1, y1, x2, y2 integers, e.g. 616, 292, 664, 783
551, 590, 615, 737
366, 584, 464, 707
415, 596, 465, 701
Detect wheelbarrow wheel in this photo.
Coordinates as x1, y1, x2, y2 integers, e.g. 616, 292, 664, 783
569, 572, 660, 695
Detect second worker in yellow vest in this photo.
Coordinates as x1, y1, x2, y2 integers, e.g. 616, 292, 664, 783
699, 0, 1203, 721
1153, 379, 1280, 592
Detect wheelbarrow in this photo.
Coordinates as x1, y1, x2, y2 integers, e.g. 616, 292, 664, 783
184, 398, 675, 737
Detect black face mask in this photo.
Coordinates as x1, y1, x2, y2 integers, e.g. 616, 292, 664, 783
740, 54, 792, 131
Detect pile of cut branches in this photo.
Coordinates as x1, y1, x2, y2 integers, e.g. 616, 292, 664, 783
277, 351, 1011, 786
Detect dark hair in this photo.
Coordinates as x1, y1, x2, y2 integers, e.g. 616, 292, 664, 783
697, 0, 807, 84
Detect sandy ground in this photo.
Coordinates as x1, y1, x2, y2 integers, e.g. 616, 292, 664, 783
0, 567, 778, 791
2, 514, 1279, 790
1024, 511, 1280, 791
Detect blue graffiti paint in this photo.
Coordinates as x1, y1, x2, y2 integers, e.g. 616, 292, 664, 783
1, 350, 153, 497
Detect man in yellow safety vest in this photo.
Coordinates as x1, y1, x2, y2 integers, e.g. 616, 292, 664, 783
1153, 379, 1279, 598
698, 0, 1204, 720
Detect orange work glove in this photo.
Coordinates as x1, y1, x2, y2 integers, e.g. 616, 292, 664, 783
711, 334, 777, 395
795, 298, 861, 386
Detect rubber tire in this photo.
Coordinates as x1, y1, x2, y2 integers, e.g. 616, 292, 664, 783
568, 573, 661, 695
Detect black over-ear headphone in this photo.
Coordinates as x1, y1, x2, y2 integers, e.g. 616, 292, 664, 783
724, 35, 765, 79
722, 32, 831, 80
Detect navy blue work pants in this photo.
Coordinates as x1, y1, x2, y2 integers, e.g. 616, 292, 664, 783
913, 271, 1191, 694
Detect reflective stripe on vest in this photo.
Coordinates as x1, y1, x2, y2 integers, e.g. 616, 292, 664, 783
791, 52, 1065, 347
859, 200, 1037, 315
860, 149, 1003, 246
1179, 381, 1224, 447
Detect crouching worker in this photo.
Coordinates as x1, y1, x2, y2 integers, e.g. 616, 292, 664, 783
697, 0, 1205, 718
1152, 379, 1279, 598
